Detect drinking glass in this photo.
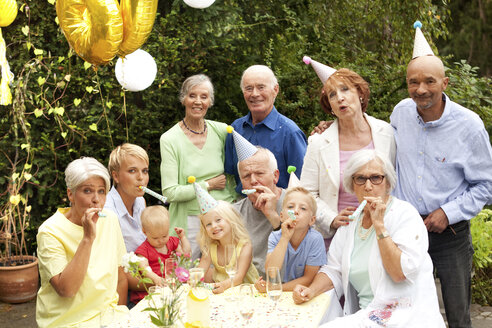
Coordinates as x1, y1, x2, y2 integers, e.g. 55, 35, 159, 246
238, 284, 255, 326
224, 244, 238, 290
266, 267, 282, 310
164, 258, 176, 288
189, 267, 204, 287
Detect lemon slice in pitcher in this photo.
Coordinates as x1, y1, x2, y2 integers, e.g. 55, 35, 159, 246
188, 288, 208, 302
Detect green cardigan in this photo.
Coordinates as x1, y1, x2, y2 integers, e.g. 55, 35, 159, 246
159, 120, 237, 235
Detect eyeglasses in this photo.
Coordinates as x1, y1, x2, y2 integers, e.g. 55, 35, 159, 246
352, 175, 385, 185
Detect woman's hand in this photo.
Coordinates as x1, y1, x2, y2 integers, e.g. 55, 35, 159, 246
81, 208, 101, 242
292, 285, 314, 304
330, 206, 357, 229
206, 174, 226, 191
364, 196, 387, 229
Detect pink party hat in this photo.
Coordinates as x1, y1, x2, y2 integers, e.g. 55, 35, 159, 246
188, 176, 218, 214
287, 166, 301, 188
227, 126, 258, 162
412, 21, 434, 59
303, 56, 337, 84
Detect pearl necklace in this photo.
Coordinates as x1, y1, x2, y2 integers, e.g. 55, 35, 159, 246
182, 119, 207, 135
357, 217, 374, 240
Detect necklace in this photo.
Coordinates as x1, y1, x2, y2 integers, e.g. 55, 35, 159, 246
357, 217, 374, 240
182, 119, 207, 135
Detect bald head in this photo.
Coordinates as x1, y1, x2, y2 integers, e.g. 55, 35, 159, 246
407, 55, 445, 79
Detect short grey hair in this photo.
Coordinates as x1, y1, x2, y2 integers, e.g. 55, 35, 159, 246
240, 65, 278, 91
237, 147, 278, 176
179, 74, 215, 106
342, 150, 396, 194
65, 157, 111, 193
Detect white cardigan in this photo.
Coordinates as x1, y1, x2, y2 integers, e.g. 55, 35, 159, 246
319, 198, 445, 327
300, 114, 396, 238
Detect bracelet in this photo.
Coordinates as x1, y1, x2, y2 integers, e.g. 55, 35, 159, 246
205, 181, 210, 190
377, 230, 390, 240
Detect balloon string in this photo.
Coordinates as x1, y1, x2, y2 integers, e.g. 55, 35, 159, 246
95, 71, 114, 148
123, 90, 128, 141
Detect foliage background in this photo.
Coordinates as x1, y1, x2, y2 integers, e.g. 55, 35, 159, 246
0, 0, 491, 302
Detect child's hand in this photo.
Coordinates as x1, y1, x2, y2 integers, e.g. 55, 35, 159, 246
212, 281, 227, 294
174, 227, 185, 238
254, 277, 267, 293
152, 276, 166, 287
281, 218, 296, 240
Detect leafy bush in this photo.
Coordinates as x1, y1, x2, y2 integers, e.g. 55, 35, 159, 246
471, 209, 492, 305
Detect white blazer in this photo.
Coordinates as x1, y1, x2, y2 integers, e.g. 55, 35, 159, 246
319, 198, 445, 327
300, 114, 396, 238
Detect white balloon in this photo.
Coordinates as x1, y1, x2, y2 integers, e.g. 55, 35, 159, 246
115, 49, 157, 92
183, 0, 215, 9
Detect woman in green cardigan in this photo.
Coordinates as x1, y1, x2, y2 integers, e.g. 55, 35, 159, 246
160, 74, 237, 260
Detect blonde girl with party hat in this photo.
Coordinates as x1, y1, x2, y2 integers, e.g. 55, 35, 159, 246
188, 176, 259, 294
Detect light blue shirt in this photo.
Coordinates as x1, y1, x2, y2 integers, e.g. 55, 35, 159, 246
267, 227, 326, 282
104, 186, 146, 252
390, 94, 492, 224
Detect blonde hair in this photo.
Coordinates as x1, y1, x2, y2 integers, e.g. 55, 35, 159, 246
140, 205, 170, 232
283, 186, 317, 215
108, 143, 149, 178
198, 201, 251, 257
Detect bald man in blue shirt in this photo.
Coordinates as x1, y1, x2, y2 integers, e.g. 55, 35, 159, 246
391, 55, 492, 328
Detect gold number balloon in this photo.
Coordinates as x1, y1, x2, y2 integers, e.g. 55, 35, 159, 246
56, 0, 123, 65
0, 0, 18, 27
118, 0, 158, 57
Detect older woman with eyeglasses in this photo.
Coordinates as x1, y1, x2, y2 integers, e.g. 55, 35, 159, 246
293, 150, 445, 327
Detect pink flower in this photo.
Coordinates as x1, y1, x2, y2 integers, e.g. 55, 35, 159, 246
175, 267, 189, 283
183, 253, 191, 258
175, 252, 182, 258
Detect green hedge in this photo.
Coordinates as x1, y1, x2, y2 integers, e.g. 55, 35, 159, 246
1, 1, 491, 295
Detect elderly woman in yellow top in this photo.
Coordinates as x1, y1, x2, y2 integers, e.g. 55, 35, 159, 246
36, 157, 128, 327
293, 150, 444, 327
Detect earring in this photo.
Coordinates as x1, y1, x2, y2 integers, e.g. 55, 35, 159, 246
360, 97, 363, 102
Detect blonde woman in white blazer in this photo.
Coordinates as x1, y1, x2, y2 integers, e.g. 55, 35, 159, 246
300, 69, 395, 247
293, 150, 445, 327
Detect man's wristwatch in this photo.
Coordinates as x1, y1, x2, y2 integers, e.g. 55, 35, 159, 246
377, 230, 390, 240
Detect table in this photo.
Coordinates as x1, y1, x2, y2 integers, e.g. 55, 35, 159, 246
113, 285, 334, 327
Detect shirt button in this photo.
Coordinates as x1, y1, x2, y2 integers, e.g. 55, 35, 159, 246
418, 176, 421, 179
419, 152, 423, 155
418, 198, 422, 201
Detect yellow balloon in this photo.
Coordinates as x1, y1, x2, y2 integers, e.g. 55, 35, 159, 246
118, 0, 158, 57
56, 0, 123, 65
0, 0, 18, 27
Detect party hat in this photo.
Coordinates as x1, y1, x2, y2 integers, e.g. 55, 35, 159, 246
412, 21, 434, 59
287, 166, 300, 188
303, 56, 336, 84
227, 126, 258, 162
188, 176, 218, 214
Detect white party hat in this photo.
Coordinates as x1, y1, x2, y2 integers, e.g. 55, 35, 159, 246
303, 56, 336, 84
412, 21, 434, 59
227, 126, 258, 162
188, 176, 218, 214
287, 166, 301, 188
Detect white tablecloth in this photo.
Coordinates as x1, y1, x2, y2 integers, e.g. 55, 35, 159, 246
113, 285, 334, 327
